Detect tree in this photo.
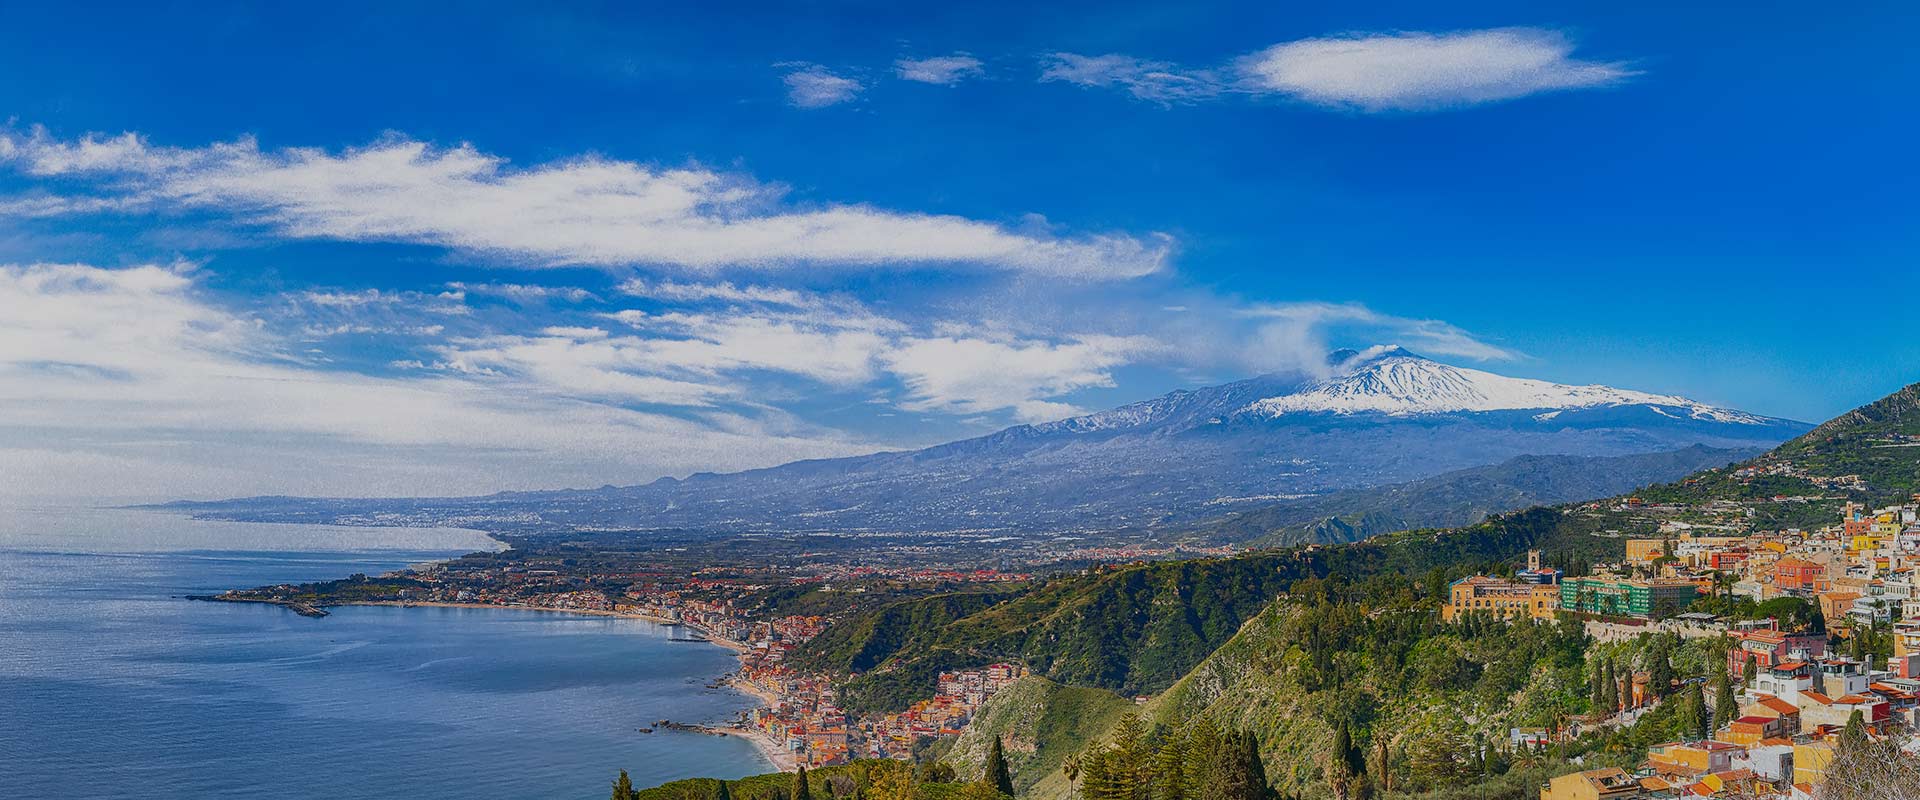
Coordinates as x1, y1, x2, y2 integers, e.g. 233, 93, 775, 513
1152, 736, 1188, 800
1324, 723, 1358, 800
1743, 654, 1758, 686
795, 765, 814, 800
1198, 730, 1271, 800
1683, 682, 1710, 740
613, 770, 637, 800
1822, 731, 1920, 799
871, 768, 917, 800
916, 762, 956, 784
1842, 710, 1868, 751
985, 736, 1017, 799
1713, 668, 1737, 730
957, 783, 1011, 800
713, 780, 734, 800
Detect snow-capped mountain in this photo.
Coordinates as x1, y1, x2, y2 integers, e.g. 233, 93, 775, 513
1238, 346, 1769, 424
173, 347, 1810, 542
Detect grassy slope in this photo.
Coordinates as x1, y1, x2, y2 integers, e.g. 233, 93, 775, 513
942, 676, 1135, 795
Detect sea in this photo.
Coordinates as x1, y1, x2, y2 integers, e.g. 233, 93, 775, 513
0, 504, 774, 799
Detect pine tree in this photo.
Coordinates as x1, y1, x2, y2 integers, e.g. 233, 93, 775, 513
795, 765, 814, 800
1152, 736, 1187, 800
613, 770, 637, 800
985, 736, 1016, 799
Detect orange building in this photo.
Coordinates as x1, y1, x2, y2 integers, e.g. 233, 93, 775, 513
1775, 558, 1827, 592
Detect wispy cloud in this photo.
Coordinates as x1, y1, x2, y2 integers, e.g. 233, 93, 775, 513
618, 278, 815, 309
0, 128, 1171, 279
1037, 53, 1223, 104
781, 63, 864, 108
1043, 27, 1633, 112
1240, 28, 1635, 111
1238, 301, 1519, 374
895, 54, 986, 85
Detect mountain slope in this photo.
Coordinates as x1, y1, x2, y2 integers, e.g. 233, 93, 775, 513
163, 348, 1807, 540
1192, 444, 1760, 547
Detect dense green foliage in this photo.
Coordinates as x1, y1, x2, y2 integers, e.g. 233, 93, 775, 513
1071, 718, 1279, 800
807, 504, 1652, 712
631, 760, 1005, 800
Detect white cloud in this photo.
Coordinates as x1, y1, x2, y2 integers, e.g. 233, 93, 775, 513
895, 55, 985, 85
0, 262, 876, 497
883, 334, 1161, 422
1240, 28, 1635, 111
1238, 301, 1518, 374
618, 278, 814, 308
1043, 28, 1633, 112
1038, 53, 1223, 104
448, 281, 596, 303
0, 128, 1170, 279
782, 64, 864, 108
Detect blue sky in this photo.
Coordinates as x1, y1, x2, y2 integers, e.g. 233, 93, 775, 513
1, 1, 1914, 498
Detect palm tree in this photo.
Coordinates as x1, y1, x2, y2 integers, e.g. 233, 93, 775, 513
1062, 754, 1081, 800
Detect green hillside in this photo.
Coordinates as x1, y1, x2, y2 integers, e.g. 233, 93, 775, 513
942, 676, 1135, 794
801, 505, 1629, 712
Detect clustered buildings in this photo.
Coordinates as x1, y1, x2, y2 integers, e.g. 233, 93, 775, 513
1447, 502, 1920, 800
738, 661, 1026, 767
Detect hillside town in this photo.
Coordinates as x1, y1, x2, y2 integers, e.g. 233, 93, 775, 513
1442, 500, 1920, 799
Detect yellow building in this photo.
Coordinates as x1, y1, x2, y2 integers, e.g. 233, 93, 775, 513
1540, 768, 1645, 800
1794, 740, 1836, 786
1625, 538, 1669, 563
1444, 575, 1560, 622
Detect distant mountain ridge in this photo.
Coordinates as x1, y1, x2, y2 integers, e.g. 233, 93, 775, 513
163, 347, 1809, 540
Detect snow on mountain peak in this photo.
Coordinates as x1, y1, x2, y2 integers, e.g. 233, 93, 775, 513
1243, 347, 1768, 424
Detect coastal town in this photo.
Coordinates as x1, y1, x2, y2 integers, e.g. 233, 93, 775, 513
1442, 498, 1920, 799
201, 491, 1920, 794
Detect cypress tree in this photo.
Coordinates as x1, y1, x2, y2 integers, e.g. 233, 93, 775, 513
985, 736, 1016, 799
714, 780, 733, 800
1685, 683, 1710, 740
795, 765, 813, 800
1713, 669, 1737, 729
1742, 654, 1757, 685
613, 770, 637, 800
1841, 710, 1867, 750
1324, 723, 1355, 800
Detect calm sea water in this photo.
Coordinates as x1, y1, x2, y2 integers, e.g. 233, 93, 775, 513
0, 505, 773, 799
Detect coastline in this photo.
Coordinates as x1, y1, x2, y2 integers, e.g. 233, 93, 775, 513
336, 599, 795, 771
337, 600, 753, 651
